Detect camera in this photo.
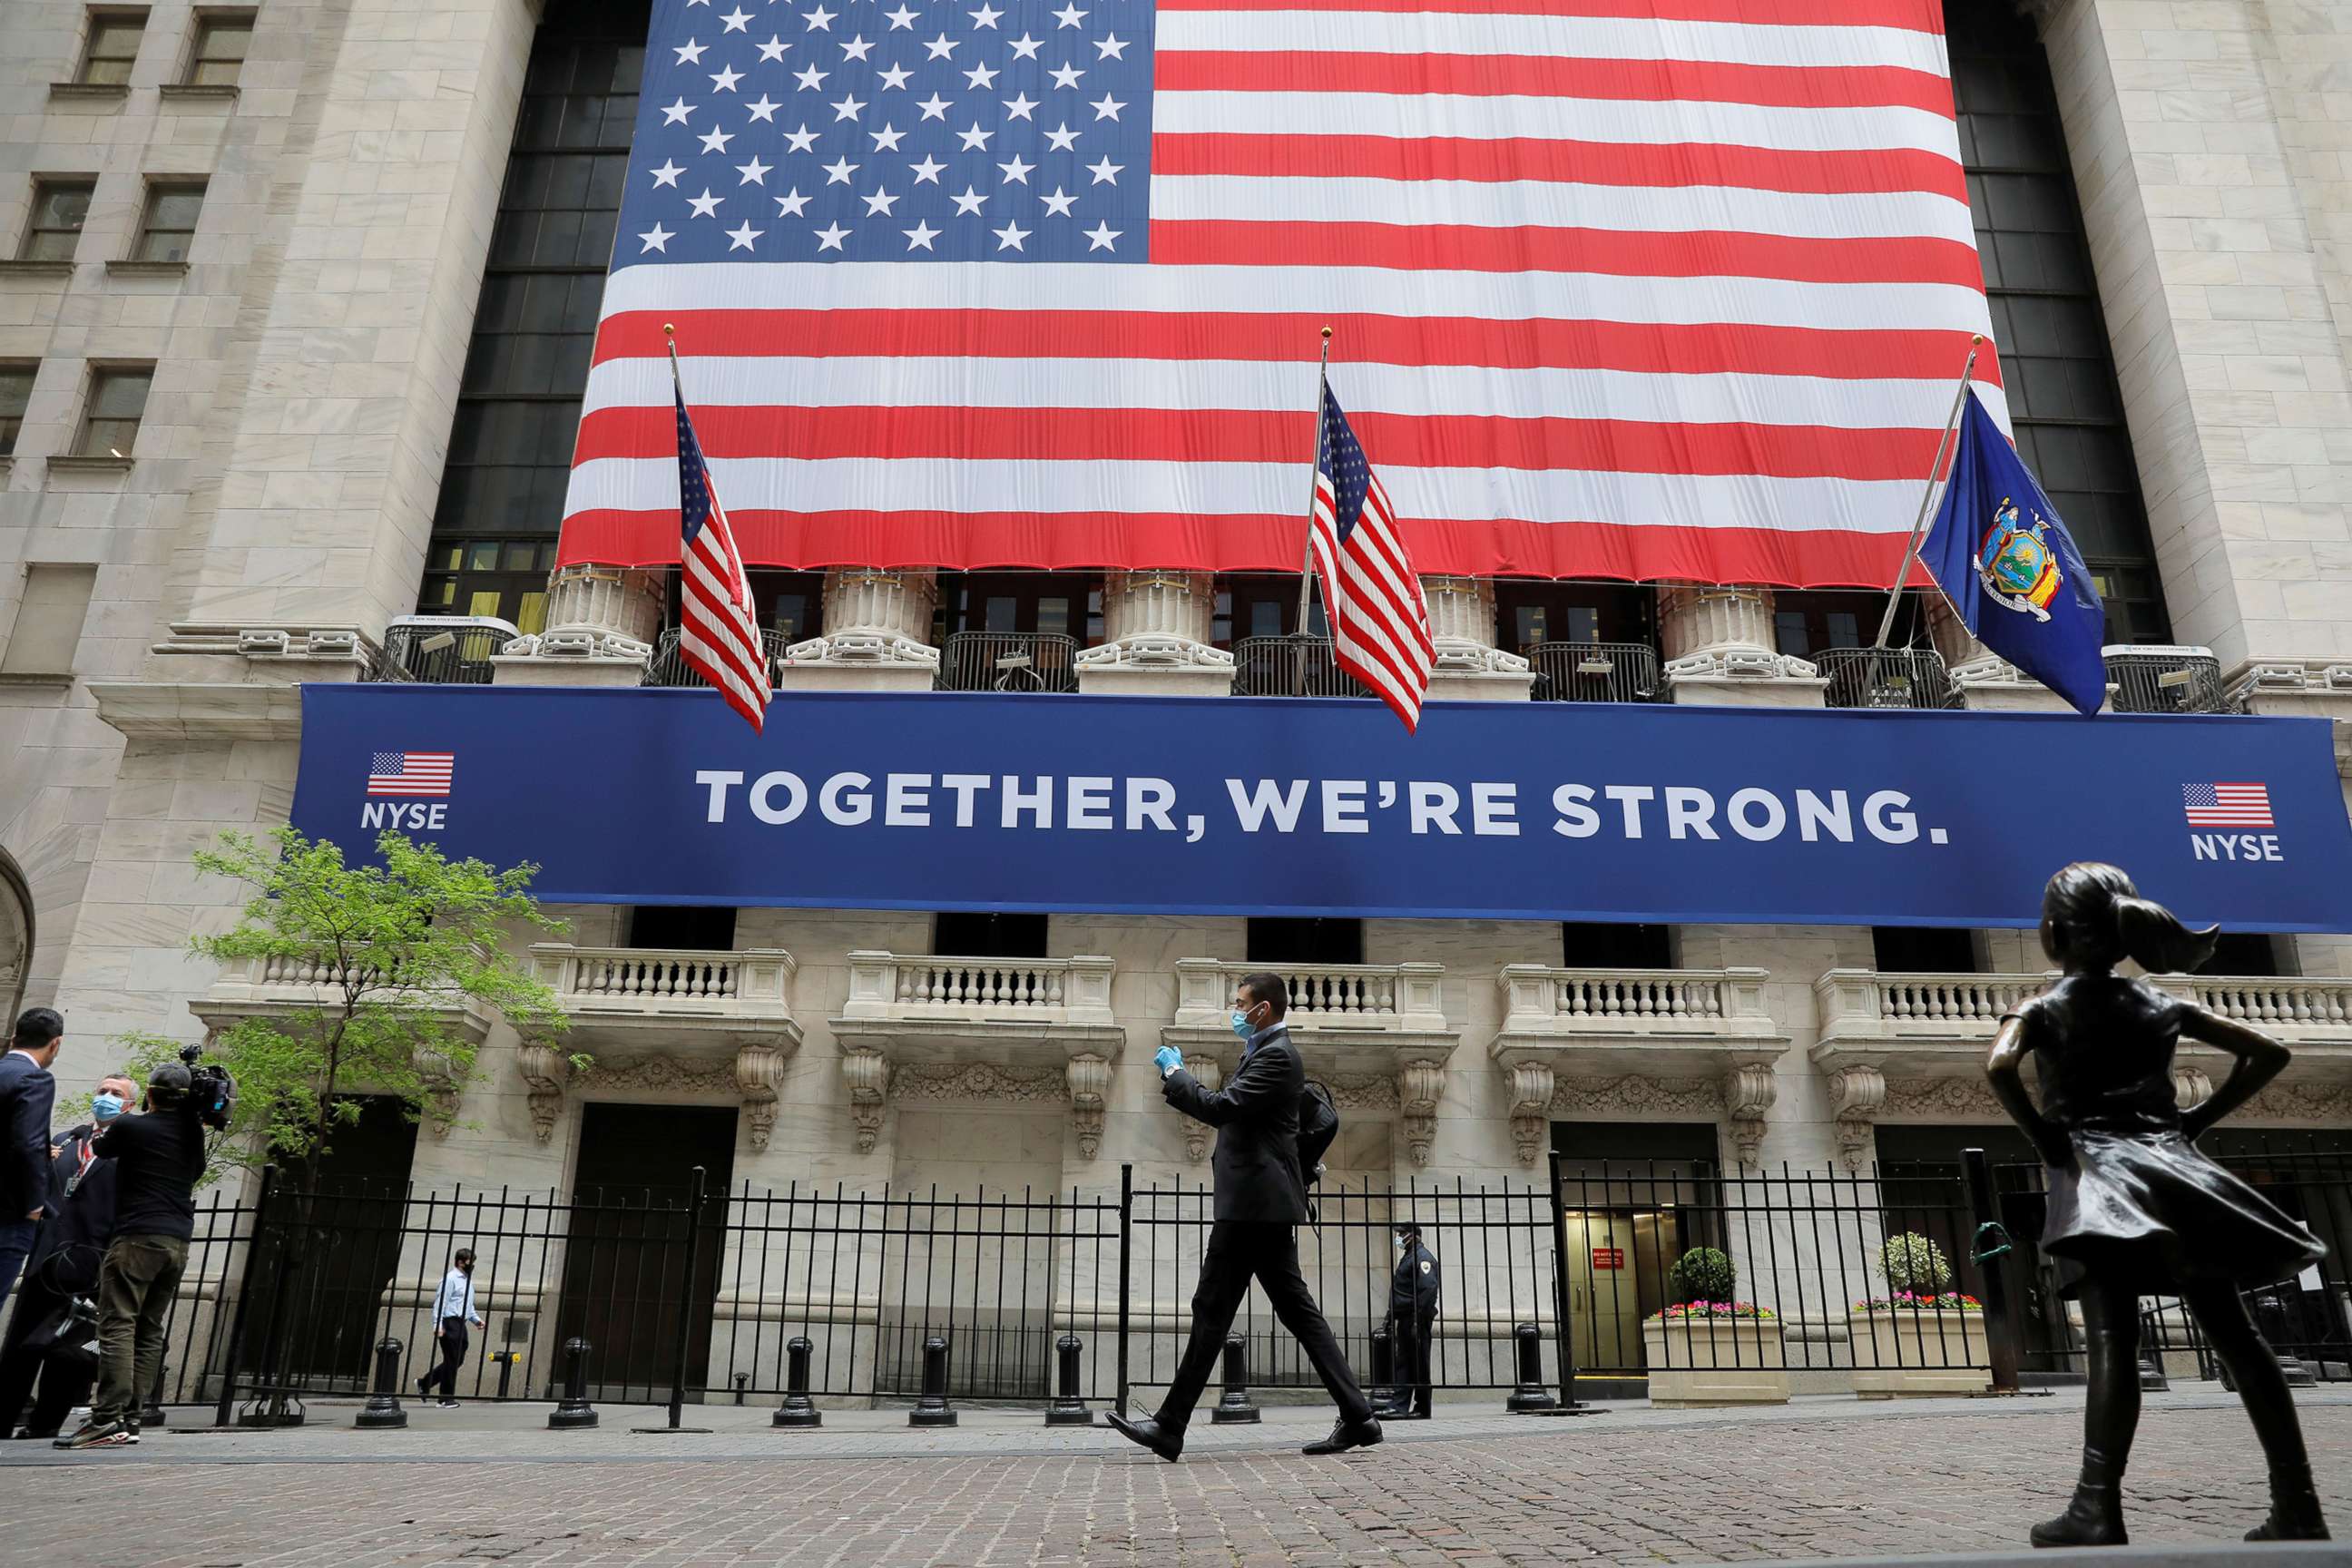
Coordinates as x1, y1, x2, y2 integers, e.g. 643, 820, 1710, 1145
175, 1044, 239, 1132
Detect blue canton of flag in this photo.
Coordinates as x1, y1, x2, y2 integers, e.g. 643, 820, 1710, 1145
1318, 383, 1371, 542
617, 0, 1156, 265
1920, 388, 2109, 718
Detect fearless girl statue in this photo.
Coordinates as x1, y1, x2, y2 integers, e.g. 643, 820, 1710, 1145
1986, 862, 2330, 1547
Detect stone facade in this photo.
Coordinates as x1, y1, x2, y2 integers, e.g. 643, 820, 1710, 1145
2, 0, 2349, 1376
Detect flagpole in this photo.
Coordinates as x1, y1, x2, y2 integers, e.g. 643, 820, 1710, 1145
1871, 332, 1984, 651
663, 319, 685, 397
1294, 325, 1334, 697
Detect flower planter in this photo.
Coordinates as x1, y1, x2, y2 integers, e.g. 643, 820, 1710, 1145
1641, 1317, 1788, 1407
1850, 1307, 1990, 1398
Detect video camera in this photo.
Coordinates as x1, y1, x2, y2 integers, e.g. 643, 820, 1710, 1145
175, 1044, 239, 1132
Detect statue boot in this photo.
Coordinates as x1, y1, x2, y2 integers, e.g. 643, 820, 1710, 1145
2030, 1446, 2128, 1549
2247, 1465, 2330, 1542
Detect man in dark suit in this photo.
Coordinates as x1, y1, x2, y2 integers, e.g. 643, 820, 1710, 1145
1108, 972, 1380, 1462
1376, 1221, 1440, 1420
0, 1008, 64, 1318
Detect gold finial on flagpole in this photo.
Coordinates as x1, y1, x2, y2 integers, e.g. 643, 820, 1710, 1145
664, 321, 676, 339
1322, 325, 1332, 340
1973, 332, 1984, 345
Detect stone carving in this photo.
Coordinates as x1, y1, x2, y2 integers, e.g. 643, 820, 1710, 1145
1548, 1074, 1723, 1117
577, 1053, 739, 1095
1880, 1075, 2002, 1120
1181, 1056, 1222, 1162
1397, 1060, 1446, 1169
412, 1045, 460, 1139
1067, 1053, 1112, 1161
1326, 1072, 1399, 1112
1827, 1064, 1887, 1171
892, 1062, 1068, 1102
1724, 1063, 1777, 1168
841, 1049, 891, 1155
2172, 1067, 2214, 1112
2242, 1080, 2352, 1124
514, 1043, 570, 1144
1506, 1063, 1554, 1166
737, 1043, 785, 1153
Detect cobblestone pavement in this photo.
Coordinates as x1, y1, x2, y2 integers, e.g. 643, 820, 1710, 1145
2, 1390, 2346, 1567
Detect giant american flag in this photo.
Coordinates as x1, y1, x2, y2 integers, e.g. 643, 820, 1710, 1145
559, 0, 2005, 587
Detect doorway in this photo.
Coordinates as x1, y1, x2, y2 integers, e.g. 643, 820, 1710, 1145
561, 1102, 738, 1400
1553, 1122, 1721, 1376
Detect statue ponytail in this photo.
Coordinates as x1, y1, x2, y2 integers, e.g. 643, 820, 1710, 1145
2039, 861, 2218, 974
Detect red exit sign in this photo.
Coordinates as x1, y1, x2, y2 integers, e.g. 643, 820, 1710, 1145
1592, 1247, 1626, 1270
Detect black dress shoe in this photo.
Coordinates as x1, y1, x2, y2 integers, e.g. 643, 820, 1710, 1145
1106, 1411, 1183, 1462
1302, 1415, 1382, 1455
2030, 1487, 2127, 1548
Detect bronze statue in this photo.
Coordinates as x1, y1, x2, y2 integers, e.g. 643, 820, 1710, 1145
1986, 863, 2329, 1547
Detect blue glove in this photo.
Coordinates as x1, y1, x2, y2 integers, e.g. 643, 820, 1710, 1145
1153, 1045, 1184, 1078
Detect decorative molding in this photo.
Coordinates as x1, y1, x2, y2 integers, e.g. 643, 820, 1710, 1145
413, 1046, 460, 1138
2172, 1067, 2214, 1112
514, 1044, 570, 1144
1067, 1053, 1112, 1161
842, 1049, 891, 1154
892, 1061, 1068, 1102
1548, 1073, 1722, 1117
1397, 1060, 1446, 1168
1506, 1062, 1554, 1166
577, 1052, 739, 1096
1326, 1072, 1399, 1112
1724, 1063, 1777, 1168
1827, 1064, 1887, 1171
1182, 1056, 1221, 1162
737, 1043, 786, 1152
1879, 1075, 2002, 1121
2243, 1080, 2352, 1124
89, 681, 308, 741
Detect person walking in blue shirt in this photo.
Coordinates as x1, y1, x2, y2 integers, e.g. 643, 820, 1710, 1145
417, 1250, 485, 1408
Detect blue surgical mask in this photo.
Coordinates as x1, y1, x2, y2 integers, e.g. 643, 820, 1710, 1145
1230, 1009, 1256, 1041
91, 1093, 126, 1123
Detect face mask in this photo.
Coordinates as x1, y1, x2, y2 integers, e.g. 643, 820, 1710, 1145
1230, 1009, 1257, 1041
1396, 1236, 1410, 1251
92, 1093, 127, 1122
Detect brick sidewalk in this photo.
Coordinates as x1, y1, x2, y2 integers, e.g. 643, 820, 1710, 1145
2, 1390, 2346, 1567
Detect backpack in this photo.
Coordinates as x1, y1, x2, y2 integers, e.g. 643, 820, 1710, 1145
1297, 1079, 1340, 1186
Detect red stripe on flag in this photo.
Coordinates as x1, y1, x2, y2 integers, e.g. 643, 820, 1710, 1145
1152, 0, 1945, 25
1152, 54, 1955, 115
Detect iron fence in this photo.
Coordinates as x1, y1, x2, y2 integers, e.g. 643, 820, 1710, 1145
9, 1144, 2345, 1426
643, 626, 793, 688
1526, 641, 1661, 703
1814, 646, 1960, 710
937, 631, 1081, 693
376, 616, 522, 684
1232, 634, 1369, 699
2103, 645, 2232, 714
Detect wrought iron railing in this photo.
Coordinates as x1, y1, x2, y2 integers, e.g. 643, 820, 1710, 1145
642, 626, 793, 688
937, 631, 1080, 693
1525, 640, 1662, 702
1814, 646, 1960, 710
1231, 633, 1369, 698
2104, 645, 2231, 714
375, 616, 520, 685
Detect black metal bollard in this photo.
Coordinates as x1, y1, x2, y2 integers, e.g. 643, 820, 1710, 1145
1044, 1331, 1093, 1426
910, 1336, 957, 1426
773, 1336, 822, 1427
1369, 1323, 1395, 1408
492, 1350, 517, 1401
1210, 1334, 1259, 1425
1507, 1322, 1556, 1413
355, 1338, 407, 1429
549, 1337, 598, 1429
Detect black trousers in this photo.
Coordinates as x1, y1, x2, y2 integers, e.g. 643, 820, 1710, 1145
0, 1274, 94, 1436
423, 1317, 468, 1399
1157, 1220, 1372, 1430
1386, 1310, 1435, 1416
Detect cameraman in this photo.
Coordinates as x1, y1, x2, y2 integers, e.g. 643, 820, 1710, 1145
54, 1059, 204, 1450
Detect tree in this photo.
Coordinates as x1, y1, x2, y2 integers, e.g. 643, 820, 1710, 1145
135, 827, 574, 1175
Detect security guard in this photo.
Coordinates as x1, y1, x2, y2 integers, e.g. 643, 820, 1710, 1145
1379, 1221, 1440, 1420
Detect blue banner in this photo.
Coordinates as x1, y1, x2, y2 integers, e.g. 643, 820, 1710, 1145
292, 686, 2352, 931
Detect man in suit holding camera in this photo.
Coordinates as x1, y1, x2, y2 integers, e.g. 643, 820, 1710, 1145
1108, 971, 1380, 1462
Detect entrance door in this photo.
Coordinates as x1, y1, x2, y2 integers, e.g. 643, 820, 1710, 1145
1563, 1209, 1685, 1372
562, 1102, 737, 1400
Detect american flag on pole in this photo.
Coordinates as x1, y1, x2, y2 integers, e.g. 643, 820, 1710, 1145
368, 752, 455, 798
558, 0, 2002, 587
1313, 383, 1433, 730
2182, 782, 2274, 829
674, 380, 773, 731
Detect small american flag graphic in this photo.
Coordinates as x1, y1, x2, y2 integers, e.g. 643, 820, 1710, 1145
368, 751, 456, 799
2182, 782, 2272, 828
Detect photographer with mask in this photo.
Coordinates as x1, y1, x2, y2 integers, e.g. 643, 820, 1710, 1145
55, 1060, 205, 1451
0, 1074, 137, 1438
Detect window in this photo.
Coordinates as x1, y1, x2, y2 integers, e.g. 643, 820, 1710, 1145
934, 911, 1049, 958
1870, 926, 1978, 975
935, 573, 1102, 642
184, 10, 253, 85
20, 179, 96, 263
75, 10, 145, 85
1770, 591, 1923, 658
423, 1, 647, 611
75, 367, 151, 458
1948, 1, 2171, 645
2, 564, 99, 677
2198, 932, 2285, 979
132, 180, 204, 263
1213, 574, 1316, 645
626, 905, 737, 951
1247, 917, 1363, 965
1563, 923, 1673, 970
750, 571, 824, 644
416, 537, 560, 631
0, 365, 33, 456
1494, 582, 1653, 653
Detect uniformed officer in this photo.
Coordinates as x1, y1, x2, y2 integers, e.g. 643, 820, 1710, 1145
1378, 1221, 1440, 1420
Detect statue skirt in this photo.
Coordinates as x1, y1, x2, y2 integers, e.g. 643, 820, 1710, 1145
2042, 1129, 2325, 1298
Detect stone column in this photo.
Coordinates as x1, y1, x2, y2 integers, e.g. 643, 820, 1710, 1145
778, 569, 940, 691
493, 564, 662, 686
1928, 595, 2081, 712
1422, 576, 1534, 701
1075, 571, 1234, 696
1658, 586, 1825, 707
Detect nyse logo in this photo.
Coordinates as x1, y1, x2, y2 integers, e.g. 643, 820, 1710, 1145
2182, 782, 2279, 865
359, 800, 448, 831
361, 750, 455, 831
